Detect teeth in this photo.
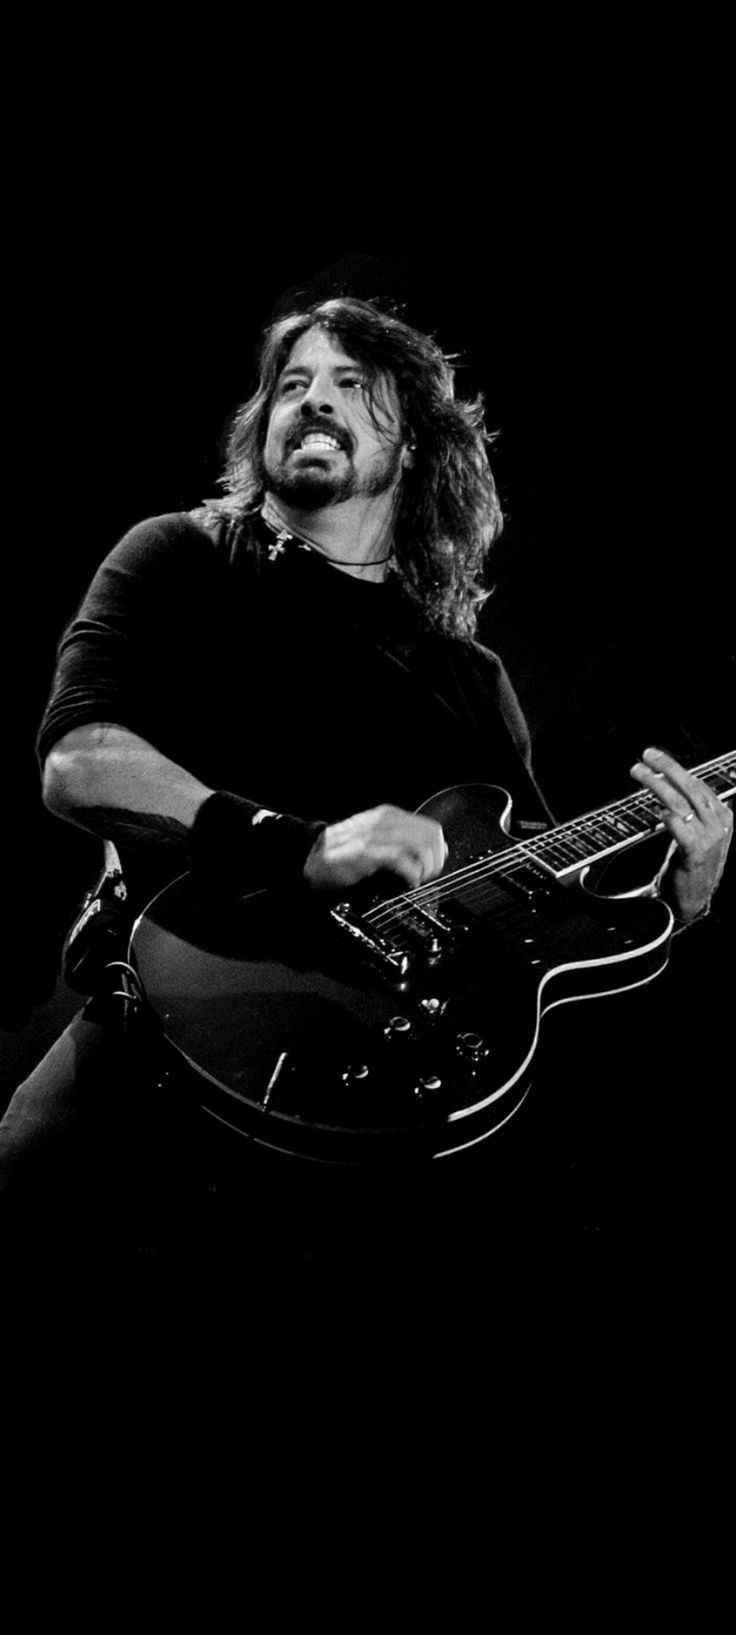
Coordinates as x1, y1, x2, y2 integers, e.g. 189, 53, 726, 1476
299, 433, 341, 451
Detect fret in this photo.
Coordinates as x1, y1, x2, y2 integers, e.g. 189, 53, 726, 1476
622, 804, 658, 833
593, 812, 638, 836
529, 804, 658, 869
593, 818, 638, 844
708, 767, 736, 794
367, 750, 734, 938
535, 837, 587, 866
549, 831, 592, 859
512, 752, 734, 882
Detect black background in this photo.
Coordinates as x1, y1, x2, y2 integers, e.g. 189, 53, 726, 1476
2, 46, 735, 1524
2, 81, 733, 1113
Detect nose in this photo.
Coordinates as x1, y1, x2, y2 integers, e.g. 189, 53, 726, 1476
299, 375, 337, 417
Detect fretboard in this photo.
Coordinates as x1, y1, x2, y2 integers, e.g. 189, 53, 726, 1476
515, 751, 736, 879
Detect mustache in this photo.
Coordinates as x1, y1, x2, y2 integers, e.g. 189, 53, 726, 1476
286, 417, 353, 455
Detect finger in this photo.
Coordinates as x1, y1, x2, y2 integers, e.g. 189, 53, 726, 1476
383, 818, 446, 881
633, 757, 703, 828
406, 828, 447, 885
659, 808, 701, 847
640, 747, 715, 823
391, 851, 427, 889
630, 757, 694, 823
425, 824, 449, 879
428, 823, 448, 875
361, 840, 425, 888
656, 772, 732, 838
411, 831, 446, 884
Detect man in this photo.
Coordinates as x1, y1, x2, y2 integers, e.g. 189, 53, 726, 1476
31, 300, 732, 917
2, 297, 731, 1449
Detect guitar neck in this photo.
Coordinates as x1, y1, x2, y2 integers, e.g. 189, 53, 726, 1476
517, 751, 736, 880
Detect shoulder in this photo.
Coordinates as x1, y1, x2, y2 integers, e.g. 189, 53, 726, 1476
184, 502, 265, 574
78, 509, 269, 623
108, 510, 221, 564
92, 508, 256, 590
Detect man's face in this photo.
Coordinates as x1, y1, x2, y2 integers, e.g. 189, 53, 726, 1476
263, 328, 410, 510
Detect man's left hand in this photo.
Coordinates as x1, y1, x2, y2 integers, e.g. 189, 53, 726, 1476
630, 746, 733, 923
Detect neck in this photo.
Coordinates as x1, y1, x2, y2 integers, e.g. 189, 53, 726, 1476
262, 490, 395, 582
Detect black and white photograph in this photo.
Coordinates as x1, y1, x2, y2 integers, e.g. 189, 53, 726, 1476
3, 82, 732, 1514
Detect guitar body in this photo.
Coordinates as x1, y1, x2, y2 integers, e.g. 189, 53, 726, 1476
130, 783, 675, 1164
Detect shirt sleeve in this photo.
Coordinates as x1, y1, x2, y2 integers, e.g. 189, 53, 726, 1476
36, 512, 217, 768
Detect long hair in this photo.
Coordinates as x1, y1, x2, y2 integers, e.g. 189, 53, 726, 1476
211, 297, 503, 639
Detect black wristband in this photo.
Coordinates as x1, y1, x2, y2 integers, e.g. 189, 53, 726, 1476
189, 791, 326, 894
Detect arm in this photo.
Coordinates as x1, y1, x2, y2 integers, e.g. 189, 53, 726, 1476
42, 722, 214, 851
38, 518, 446, 888
43, 723, 447, 890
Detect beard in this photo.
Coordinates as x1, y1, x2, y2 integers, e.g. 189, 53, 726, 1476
268, 464, 349, 509
264, 443, 403, 511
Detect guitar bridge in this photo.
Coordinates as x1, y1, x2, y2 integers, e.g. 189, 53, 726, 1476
329, 902, 412, 978
399, 898, 459, 958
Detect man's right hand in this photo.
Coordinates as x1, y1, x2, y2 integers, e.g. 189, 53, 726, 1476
303, 804, 448, 891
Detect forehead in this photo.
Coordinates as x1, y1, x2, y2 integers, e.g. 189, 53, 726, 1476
280, 327, 363, 375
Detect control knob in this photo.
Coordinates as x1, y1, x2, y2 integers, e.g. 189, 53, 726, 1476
456, 1031, 486, 1063
414, 1074, 442, 1099
384, 1015, 412, 1040
341, 1063, 370, 1085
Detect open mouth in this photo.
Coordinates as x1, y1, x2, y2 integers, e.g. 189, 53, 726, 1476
291, 430, 347, 456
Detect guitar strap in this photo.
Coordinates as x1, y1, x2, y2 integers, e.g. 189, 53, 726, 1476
435, 639, 558, 831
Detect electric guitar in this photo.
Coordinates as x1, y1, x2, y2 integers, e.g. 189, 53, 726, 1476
130, 753, 735, 1164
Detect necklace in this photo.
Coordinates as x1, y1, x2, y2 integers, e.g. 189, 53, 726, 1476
260, 500, 393, 569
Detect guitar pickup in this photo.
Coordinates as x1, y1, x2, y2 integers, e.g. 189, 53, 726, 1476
503, 862, 556, 902
329, 902, 412, 977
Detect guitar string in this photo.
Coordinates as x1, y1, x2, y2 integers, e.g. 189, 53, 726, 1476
367, 799, 668, 933
367, 786, 669, 924
369, 775, 736, 938
365, 756, 736, 936
370, 766, 735, 932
